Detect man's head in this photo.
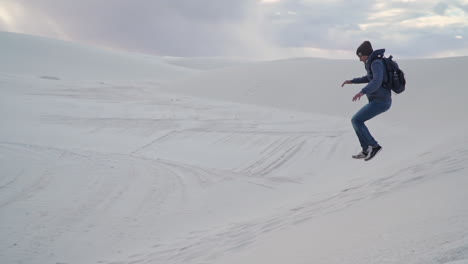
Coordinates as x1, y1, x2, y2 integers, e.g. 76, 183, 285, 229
356, 40, 373, 62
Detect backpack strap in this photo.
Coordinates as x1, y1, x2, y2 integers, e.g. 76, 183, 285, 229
368, 55, 391, 88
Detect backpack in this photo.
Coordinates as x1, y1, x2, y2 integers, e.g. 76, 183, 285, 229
377, 55, 406, 94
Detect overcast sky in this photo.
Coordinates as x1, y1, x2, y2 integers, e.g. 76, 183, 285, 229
1, 0, 467, 59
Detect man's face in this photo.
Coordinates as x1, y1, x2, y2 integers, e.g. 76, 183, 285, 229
359, 55, 368, 63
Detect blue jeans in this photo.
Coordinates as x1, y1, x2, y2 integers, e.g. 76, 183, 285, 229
351, 100, 391, 151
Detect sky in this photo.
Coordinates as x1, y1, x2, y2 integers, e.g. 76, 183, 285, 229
0, 0, 467, 59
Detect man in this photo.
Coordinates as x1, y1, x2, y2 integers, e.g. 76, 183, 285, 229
341, 40, 392, 161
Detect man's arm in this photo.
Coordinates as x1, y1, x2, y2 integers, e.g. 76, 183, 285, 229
352, 76, 370, 84
360, 60, 384, 95
342, 76, 370, 87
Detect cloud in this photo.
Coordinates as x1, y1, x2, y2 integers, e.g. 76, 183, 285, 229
0, 0, 467, 59
260, 0, 468, 58
0, 0, 282, 58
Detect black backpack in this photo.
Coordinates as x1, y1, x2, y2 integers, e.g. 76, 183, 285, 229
377, 55, 406, 94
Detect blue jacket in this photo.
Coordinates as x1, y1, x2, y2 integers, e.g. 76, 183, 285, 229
352, 49, 391, 102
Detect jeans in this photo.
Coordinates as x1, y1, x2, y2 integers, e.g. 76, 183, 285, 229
351, 100, 391, 151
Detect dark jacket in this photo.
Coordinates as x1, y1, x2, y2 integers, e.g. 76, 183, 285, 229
352, 49, 391, 102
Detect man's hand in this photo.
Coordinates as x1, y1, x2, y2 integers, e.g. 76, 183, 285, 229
341, 80, 352, 87
352, 92, 364, 101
